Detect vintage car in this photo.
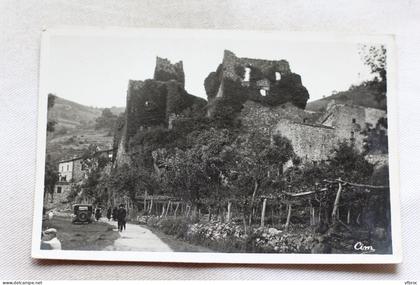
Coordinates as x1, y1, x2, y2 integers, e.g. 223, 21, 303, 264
72, 204, 93, 224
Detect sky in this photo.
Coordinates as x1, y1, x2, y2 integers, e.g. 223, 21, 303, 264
46, 31, 376, 108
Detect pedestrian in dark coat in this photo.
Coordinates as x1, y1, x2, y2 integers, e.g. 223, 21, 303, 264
117, 204, 127, 232
95, 208, 101, 221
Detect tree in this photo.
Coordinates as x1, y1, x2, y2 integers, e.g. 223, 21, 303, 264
225, 132, 295, 227
44, 154, 59, 201
160, 128, 238, 220
108, 164, 159, 204
95, 108, 118, 130
360, 45, 386, 82
47, 93, 57, 132
328, 142, 374, 183
359, 44, 387, 103
73, 144, 113, 204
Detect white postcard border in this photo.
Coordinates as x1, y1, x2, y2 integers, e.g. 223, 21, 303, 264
32, 27, 402, 264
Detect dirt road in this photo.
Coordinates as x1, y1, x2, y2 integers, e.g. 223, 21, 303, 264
42, 216, 119, 250
43, 214, 211, 252
104, 220, 172, 251
104, 220, 212, 252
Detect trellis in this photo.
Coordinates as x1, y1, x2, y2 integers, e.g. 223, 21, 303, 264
128, 178, 389, 232
256, 178, 390, 229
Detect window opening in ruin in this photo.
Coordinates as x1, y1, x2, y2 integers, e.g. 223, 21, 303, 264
61, 176, 66, 182
352, 118, 356, 123
275, 72, 281, 81
260, 89, 267, 96
244, 67, 251, 81
303, 118, 307, 123
57, 187, 62, 194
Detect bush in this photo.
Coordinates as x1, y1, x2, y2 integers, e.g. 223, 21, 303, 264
158, 217, 191, 239
144, 216, 191, 239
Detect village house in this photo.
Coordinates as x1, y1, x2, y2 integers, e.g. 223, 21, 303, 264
44, 149, 114, 208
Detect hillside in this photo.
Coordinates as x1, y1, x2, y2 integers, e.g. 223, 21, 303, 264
48, 96, 124, 130
306, 84, 387, 112
46, 96, 125, 162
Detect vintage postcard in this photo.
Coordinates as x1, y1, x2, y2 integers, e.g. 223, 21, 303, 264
32, 27, 401, 263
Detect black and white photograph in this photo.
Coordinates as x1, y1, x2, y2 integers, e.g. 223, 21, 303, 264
32, 28, 401, 263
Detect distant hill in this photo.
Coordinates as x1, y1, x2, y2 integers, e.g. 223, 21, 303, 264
46, 96, 125, 162
306, 84, 387, 113
48, 96, 124, 129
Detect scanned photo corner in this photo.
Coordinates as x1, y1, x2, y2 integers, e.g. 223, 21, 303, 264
32, 27, 401, 264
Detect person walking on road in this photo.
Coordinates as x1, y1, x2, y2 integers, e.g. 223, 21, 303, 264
117, 204, 127, 232
95, 208, 102, 221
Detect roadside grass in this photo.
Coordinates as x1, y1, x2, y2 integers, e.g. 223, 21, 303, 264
42, 216, 119, 250
143, 224, 213, 252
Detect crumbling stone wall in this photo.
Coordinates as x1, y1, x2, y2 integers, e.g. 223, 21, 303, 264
125, 79, 168, 142
44, 183, 72, 208
273, 119, 337, 162
240, 101, 321, 136
318, 103, 386, 130
114, 124, 130, 167
272, 103, 387, 163
117, 57, 206, 156
221, 50, 290, 82
166, 80, 206, 116
154, 57, 185, 87
205, 50, 310, 117
317, 103, 387, 154
204, 64, 223, 102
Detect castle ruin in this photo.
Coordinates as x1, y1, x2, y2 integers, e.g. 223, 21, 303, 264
205, 50, 310, 116
115, 50, 387, 169
115, 57, 206, 166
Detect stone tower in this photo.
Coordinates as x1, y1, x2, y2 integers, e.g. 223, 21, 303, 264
114, 57, 206, 167
153, 57, 185, 88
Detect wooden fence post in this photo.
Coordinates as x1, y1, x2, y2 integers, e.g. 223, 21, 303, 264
285, 204, 292, 230
347, 208, 351, 224
278, 203, 283, 226
161, 203, 166, 217
260, 198, 267, 227
174, 202, 179, 217
227, 201, 232, 222
144, 190, 147, 212
309, 205, 314, 226
331, 182, 343, 223
149, 198, 154, 215
208, 206, 212, 221
166, 201, 171, 217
